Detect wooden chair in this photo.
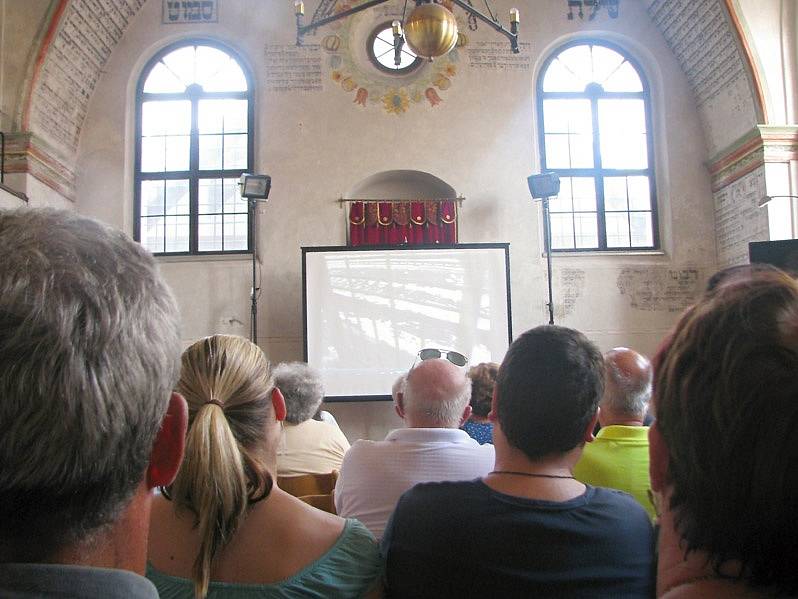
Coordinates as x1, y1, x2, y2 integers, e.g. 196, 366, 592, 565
298, 493, 337, 514
278, 470, 339, 498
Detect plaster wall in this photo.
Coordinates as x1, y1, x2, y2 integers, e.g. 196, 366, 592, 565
75, 0, 717, 442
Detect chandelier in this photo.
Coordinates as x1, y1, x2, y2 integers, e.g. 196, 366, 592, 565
566, 0, 619, 20
295, 0, 519, 62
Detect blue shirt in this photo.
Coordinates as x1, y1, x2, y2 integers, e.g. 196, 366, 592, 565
382, 480, 655, 598
461, 420, 493, 444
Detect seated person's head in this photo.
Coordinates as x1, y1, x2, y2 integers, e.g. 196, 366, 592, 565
495, 326, 604, 459
467, 362, 499, 420
600, 348, 652, 425
168, 334, 285, 597
0, 208, 183, 563
273, 362, 325, 424
650, 271, 798, 594
401, 358, 472, 428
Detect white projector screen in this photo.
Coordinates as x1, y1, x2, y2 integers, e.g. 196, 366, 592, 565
303, 244, 512, 401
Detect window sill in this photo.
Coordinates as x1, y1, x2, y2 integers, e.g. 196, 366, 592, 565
156, 252, 253, 264
542, 249, 666, 258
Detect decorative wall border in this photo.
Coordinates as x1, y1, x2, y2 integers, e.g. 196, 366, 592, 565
2, 132, 76, 201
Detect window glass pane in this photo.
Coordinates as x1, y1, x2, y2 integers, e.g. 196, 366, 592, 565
164, 135, 190, 171
141, 137, 166, 172
545, 134, 593, 169
142, 101, 190, 136
198, 46, 248, 91
223, 177, 247, 213
542, 58, 584, 92
199, 135, 223, 170
164, 216, 190, 252
198, 99, 248, 134
550, 177, 573, 212
606, 212, 631, 247
628, 176, 651, 210
550, 213, 575, 249
574, 213, 598, 248
198, 214, 223, 252
141, 180, 165, 216
598, 99, 648, 169
162, 46, 197, 88
165, 179, 190, 215
569, 135, 594, 168
224, 214, 248, 250
199, 178, 223, 213
223, 134, 248, 169
630, 212, 654, 246
543, 99, 592, 134
141, 216, 164, 253
544, 134, 570, 169
590, 45, 626, 88
604, 177, 628, 211
603, 60, 644, 92
143, 62, 186, 93
555, 45, 593, 91
571, 177, 596, 211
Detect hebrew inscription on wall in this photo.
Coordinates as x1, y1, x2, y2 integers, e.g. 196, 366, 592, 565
714, 167, 768, 268
648, 0, 757, 154
617, 268, 700, 313
264, 45, 323, 92
28, 0, 146, 156
554, 268, 585, 320
467, 42, 531, 71
162, 0, 218, 23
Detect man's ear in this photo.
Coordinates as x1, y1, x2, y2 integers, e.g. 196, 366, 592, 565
272, 387, 287, 422
648, 422, 669, 492
394, 392, 405, 419
459, 404, 473, 427
147, 392, 188, 489
584, 407, 600, 443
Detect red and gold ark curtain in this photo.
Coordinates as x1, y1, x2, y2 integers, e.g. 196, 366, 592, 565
348, 200, 458, 246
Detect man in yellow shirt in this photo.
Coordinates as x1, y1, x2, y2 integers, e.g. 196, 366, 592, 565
573, 347, 656, 518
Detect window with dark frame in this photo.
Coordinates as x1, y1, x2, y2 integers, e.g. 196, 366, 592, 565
537, 40, 658, 251
135, 41, 253, 255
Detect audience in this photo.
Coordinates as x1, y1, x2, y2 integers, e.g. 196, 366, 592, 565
381, 326, 655, 597
573, 347, 656, 518
274, 361, 350, 477
650, 270, 798, 597
0, 209, 187, 598
461, 362, 498, 444
147, 335, 381, 598
335, 356, 494, 539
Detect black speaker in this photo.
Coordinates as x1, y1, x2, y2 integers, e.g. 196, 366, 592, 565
749, 240, 798, 275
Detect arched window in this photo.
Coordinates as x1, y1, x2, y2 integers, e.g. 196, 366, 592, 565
135, 41, 253, 254
537, 41, 657, 251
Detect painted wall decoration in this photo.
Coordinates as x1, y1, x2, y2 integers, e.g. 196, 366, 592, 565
318, 2, 466, 114
162, 0, 218, 24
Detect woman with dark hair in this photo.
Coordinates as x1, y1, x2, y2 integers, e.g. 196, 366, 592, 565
147, 335, 381, 598
461, 362, 499, 444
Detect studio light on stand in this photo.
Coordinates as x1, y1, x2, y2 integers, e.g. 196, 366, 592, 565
528, 172, 561, 325
239, 173, 272, 345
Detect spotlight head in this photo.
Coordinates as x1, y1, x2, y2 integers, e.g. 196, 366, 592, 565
527, 173, 561, 199
239, 174, 271, 200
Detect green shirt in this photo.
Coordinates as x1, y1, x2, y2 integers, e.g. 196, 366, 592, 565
146, 519, 381, 598
573, 425, 656, 519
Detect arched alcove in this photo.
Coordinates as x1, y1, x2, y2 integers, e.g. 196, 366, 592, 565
345, 170, 456, 199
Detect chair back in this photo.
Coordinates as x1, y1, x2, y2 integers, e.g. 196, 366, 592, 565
278, 470, 338, 498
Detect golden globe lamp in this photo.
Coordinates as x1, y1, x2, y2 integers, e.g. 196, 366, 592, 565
404, 4, 459, 61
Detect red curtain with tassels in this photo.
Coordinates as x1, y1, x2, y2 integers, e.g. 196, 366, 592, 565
349, 200, 457, 246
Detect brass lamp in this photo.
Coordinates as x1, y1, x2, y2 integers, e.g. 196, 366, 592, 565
404, 4, 458, 61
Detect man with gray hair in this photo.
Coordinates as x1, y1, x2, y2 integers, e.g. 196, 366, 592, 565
335, 356, 495, 539
0, 209, 187, 597
573, 346, 656, 517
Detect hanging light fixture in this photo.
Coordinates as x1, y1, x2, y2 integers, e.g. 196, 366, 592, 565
295, 0, 519, 61
566, 0, 620, 21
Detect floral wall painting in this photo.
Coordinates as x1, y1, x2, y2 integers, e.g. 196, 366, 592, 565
319, 1, 467, 115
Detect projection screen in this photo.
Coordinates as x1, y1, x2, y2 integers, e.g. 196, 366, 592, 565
302, 244, 512, 401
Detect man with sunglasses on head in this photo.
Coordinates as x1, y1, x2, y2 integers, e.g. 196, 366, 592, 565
334, 349, 495, 540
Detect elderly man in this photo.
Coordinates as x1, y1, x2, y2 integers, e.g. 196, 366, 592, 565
382, 326, 654, 597
651, 270, 798, 597
335, 356, 494, 539
274, 361, 350, 476
573, 347, 656, 517
0, 209, 187, 598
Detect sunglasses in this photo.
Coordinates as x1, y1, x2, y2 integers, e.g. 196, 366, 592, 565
417, 348, 468, 367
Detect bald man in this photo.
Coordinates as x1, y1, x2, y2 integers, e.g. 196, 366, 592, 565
335, 359, 495, 539
573, 347, 656, 518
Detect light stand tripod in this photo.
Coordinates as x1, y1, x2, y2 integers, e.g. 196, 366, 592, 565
239, 174, 272, 345
527, 173, 561, 325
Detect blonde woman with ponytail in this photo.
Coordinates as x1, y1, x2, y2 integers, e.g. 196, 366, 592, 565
146, 335, 382, 598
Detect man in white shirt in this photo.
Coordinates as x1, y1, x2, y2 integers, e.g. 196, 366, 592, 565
335, 356, 495, 539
